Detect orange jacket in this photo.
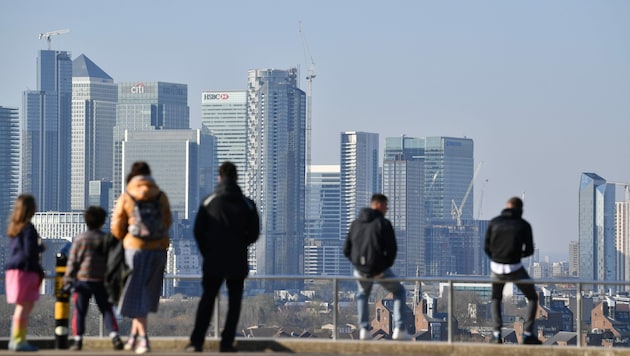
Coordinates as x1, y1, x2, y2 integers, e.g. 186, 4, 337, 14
110, 175, 172, 250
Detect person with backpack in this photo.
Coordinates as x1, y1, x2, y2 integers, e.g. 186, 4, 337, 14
343, 193, 411, 341
111, 161, 172, 354
62, 206, 124, 351
185, 161, 260, 353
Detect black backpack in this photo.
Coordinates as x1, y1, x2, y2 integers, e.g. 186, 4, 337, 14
126, 191, 167, 240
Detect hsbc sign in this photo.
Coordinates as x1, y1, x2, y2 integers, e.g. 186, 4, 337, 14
203, 93, 230, 101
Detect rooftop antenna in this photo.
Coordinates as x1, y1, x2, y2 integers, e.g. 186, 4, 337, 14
38, 29, 70, 50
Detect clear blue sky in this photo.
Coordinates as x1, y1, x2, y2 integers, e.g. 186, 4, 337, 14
2, 0, 629, 261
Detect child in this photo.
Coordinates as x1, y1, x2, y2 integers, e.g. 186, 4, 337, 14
5, 194, 45, 352
63, 206, 124, 351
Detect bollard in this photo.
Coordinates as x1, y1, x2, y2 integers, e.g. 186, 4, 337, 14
54, 243, 71, 349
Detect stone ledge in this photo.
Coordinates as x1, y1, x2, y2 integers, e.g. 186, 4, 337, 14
1, 337, 628, 355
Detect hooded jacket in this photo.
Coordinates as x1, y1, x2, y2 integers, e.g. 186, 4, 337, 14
343, 207, 397, 277
194, 179, 260, 278
110, 175, 172, 250
484, 208, 534, 265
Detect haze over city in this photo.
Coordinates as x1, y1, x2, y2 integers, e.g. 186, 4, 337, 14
1, 0, 629, 262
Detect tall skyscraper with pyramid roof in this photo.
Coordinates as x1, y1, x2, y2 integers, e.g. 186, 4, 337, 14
71, 54, 117, 210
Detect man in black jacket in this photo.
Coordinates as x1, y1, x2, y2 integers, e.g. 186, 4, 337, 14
186, 162, 260, 353
484, 197, 540, 345
343, 194, 410, 341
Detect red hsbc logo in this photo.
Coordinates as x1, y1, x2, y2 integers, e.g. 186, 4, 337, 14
203, 93, 230, 100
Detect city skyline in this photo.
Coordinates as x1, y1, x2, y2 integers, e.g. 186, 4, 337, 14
1, 1, 629, 261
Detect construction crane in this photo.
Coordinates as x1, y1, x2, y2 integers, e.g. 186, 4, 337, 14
299, 21, 315, 175
451, 162, 483, 227
38, 29, 70, 50
300, 21, 316, 223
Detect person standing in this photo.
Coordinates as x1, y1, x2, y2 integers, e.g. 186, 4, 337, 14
343, 193, 411, 341
111, 161, 172, 354
185, 161, 259, 353
4, 194, 45, 352
63, 206, 124, 351
484, 196, 541, 345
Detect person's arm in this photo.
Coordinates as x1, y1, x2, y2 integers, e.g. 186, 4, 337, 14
343, 223, 354, 259
110, 194, 128, 239
484, 222, 493, 258
21, 224, 41, 272
194, 204, 211, 258
381, 219, 397, 267
521, 222, 535, 258
160, 191, 173, 230
63, 239, 81, 285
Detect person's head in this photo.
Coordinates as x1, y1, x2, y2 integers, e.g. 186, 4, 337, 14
7, 194, 37, 237
84, 206, 107, 230
370, 193, 389, 215
126, 161, 151, 183
219, 161, 238, 182
506, 197, 523, 211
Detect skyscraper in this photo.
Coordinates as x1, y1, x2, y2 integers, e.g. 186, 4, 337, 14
568, 240, 579, 277
304, 165, 347, 276
245, 68, 305, 280
382, 136, 424, 277
200, 90, 247, 185
22, 50, 73, 211
71, 54, 117, 210
113, 81, 189, 199
121, 129, 215, 222
0, 106, 19, 232
579, 173, 616, 293
615, 187, 630, 288
340, 131, 379, 238
423, 137, 474, 223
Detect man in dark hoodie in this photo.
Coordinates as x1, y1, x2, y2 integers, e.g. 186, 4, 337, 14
484, 196, 541, 345
344, 193, 410, 341
186, 161, 260, 353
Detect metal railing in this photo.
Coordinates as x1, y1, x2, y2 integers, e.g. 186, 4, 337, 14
163, 274, 630, 348
5, 274, 628, 348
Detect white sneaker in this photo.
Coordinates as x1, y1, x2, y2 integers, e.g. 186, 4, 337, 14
359, 328, 372, 340
392, 328, 412, 340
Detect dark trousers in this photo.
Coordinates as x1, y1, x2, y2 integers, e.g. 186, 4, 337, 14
189, 275, 245, 349
491, 267, 538, 333
72, 280, 119, 336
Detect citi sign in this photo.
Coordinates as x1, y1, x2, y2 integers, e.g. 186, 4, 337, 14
203, 93, 230, 100
130, 83, 145, 94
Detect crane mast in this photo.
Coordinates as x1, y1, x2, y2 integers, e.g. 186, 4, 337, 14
300, 21, 316, 225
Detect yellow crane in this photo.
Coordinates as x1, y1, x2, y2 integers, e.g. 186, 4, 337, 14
38, 29, 70, 50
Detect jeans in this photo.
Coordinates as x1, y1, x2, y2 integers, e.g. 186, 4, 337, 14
72, 281, 118, 336
354, 268, 406, 330
491, 267, 538, 333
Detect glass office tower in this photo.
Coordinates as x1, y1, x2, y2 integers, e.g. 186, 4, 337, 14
246, 68, 306, 282
114, 81, 189, 199
22, 50, 73, 211
579, 173, 616, 293
0, 106, 20, 285
71, 54, 117, 210
383, 136, 425, 277
201, 90, 247, 186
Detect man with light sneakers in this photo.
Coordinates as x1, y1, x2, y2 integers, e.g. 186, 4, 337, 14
344, 193, 411, 341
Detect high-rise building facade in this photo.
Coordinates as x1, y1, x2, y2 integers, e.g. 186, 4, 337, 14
113, 81, 189, 199
340, 131, 379, 238
0, 106, 20, 232
200, 90, 247, 185
304, 165, 348, 276
71, 54, 117, 210
423, 137, 474, 223
245, 68, 305, 280
615, 192, 630, 289
382, 136, 424, 278
568, 240, 579, 277
579, 173, 616, 292
22, 50, 73, 211
121, 129, 215, 222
